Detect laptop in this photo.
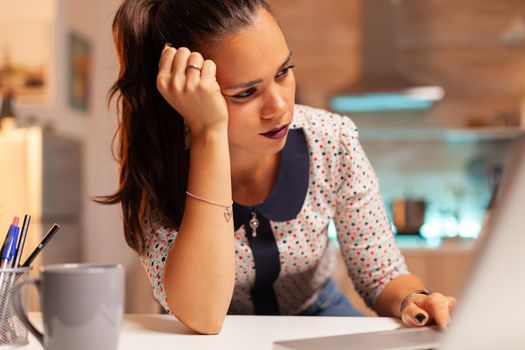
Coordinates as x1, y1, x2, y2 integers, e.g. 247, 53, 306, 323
274, 135, 525, 350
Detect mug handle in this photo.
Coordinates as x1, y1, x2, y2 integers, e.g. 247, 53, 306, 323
12, 277, 44, 346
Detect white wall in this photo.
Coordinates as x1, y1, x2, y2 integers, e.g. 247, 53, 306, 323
59, 0, 158, 313
10, 0, 157, 313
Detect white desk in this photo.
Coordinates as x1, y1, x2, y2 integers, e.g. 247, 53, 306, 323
23, 313, 402, 349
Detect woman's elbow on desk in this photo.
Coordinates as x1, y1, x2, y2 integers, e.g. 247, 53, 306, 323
165, 285, 228, 334
170, 304, 226, 335
162, 273, 234, 334
163, 277, 233, 334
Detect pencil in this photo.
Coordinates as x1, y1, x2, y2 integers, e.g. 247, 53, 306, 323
21, 223, 60, 268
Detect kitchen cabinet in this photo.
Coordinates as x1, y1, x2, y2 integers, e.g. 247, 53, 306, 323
359, 126, 524, 143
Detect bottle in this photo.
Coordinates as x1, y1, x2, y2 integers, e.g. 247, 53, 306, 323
0, 89, 16, 130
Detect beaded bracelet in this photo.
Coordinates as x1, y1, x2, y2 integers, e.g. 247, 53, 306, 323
399, 289, 433, 316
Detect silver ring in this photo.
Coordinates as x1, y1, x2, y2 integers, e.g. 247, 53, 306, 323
186, 64, 202, 72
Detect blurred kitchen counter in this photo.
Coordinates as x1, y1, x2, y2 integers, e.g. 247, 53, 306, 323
333, 236, 477, 316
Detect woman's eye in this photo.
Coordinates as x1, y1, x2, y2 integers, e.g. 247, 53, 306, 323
276, 65, 295, 79
233, 88, 256, 99
230, 65, 295, 99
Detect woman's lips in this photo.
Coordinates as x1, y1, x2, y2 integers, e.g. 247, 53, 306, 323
260, 124, 289, 139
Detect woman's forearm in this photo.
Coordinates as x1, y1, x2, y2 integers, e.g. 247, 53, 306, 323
374, 274, 427, 317
164, 127, 236, 334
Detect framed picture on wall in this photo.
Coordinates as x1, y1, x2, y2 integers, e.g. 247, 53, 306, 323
0, 16, 51, 104
68, 32, 91, 112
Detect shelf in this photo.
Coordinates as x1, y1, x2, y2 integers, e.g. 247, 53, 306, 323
359, 127, 525, 143
396, 236, 477, 254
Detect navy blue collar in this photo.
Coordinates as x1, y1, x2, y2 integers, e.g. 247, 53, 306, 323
233, 128, 309, 230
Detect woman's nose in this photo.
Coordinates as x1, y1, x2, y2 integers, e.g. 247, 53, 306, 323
261, 86, 287, 120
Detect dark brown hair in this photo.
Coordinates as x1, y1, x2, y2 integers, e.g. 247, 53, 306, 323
98, 0, 271, 254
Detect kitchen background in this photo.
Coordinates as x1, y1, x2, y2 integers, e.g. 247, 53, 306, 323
1, 0, 524, 314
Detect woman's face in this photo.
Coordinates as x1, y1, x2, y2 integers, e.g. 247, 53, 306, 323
205, 8, 296, 157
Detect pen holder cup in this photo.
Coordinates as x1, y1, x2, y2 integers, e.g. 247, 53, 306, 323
0, 267, 31, 349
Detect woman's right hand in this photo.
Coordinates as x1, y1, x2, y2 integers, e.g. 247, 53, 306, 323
156, 45, 229, 137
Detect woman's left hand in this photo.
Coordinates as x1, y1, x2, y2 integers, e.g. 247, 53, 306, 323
401, 292, 457, 330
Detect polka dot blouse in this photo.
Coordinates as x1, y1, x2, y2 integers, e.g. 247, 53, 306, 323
140, 104, 409, 315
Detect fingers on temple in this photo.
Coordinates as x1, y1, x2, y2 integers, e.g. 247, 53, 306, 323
157, 45, 177, 90
201, 59, 217, 80
171, 47, 192, 86
185, 52, 205, 89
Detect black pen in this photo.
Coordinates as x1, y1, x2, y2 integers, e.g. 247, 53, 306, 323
21, 224, 61, 268
13, 215, 31, 268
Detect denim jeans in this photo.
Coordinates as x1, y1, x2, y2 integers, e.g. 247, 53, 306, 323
299, 279, 364, 317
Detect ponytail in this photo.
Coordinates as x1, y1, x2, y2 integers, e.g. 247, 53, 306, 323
98, 0, 271, 254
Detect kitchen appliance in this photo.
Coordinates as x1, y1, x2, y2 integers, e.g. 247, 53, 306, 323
392, 198, 426, 235
329, 0, 444, 113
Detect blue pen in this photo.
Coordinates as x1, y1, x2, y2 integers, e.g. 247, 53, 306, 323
1, 217, 20, 269
0, 217, 18, 257
8, 225, 20, 268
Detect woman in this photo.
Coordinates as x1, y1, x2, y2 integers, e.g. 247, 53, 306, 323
102, 0, 456, 334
